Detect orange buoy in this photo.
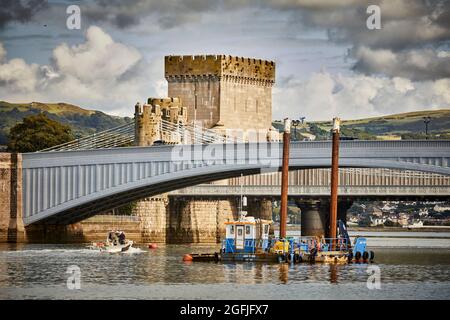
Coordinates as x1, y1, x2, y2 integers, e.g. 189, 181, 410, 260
183, 254, 193, 262
148, 243, 158, 249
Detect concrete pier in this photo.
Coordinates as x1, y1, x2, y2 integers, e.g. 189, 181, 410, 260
296, 200, 328, 237
296, 199, 352, 237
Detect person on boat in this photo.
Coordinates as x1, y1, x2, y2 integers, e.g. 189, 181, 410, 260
109, 230, 119, 246
118, 231, 126, 245
107, 231, 115, 244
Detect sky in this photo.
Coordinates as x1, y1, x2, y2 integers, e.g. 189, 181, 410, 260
0, 0, 449, 120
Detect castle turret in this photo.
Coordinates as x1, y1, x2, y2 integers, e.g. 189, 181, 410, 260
134, 97, 186, 146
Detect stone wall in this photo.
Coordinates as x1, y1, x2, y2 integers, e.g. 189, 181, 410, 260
0, 153, 25, 243
165, 55, 275, 132
25, 215, 142, 243
133, 195, 169, 243
167, 197, 238, 243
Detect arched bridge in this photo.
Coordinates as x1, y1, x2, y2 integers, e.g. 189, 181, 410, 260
22, 140, 450, 225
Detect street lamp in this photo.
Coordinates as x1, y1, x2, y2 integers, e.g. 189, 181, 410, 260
291, 120, 301, 141
423, 116, 431, 140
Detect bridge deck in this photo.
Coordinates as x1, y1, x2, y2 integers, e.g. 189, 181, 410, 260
22, 140, 450, 225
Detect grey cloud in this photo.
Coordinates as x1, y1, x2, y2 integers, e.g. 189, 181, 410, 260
82, 0, 220, 30
3, 0, 449, 82
264, 0, 450, 50
353, 46, 450, 81
0, 0, 48, 28
261, 0, 450, 80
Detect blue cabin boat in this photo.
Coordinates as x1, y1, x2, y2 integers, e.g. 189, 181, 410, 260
218, 216, 282, 262
223, 216, 272, 254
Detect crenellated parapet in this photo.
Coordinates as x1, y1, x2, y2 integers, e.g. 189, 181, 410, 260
135, 97, 187, 146
165, 55, 275, 87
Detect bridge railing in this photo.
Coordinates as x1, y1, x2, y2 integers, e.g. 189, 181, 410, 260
169, 185, 450, 196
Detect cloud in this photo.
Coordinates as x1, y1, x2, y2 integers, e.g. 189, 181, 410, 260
265, 0, 450, 48
0, 43, 6, 61
0, 25, 448, 121
77, 0, 450, 81
0, 26, 163, 115
0, 55, 40, 92
273, 71, 450, 120
82, 0, 220, 30
353, 46, 450, 81
265, 0, 450, 80
4, 0, 448, 82
0, 0, 48, 29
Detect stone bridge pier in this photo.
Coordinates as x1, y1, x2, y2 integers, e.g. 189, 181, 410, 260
133, 195, 273, 244
0, 153, 25, 242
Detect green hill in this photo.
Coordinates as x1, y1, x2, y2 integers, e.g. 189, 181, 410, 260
1, 101, 449, 146
273, 109, 450, 140
0, 101, 132, 145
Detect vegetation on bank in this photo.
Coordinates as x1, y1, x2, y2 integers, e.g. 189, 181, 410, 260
0, 101, 132, 146
273, 109, 450, 141
7, 113, 74, 152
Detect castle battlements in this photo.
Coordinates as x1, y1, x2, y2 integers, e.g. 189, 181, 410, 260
134, 97, 187, 146
165, 55, 275, 85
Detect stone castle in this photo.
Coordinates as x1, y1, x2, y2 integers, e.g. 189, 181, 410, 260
165, 55, 275, 131
135, 55, 276, 145
133, 54, 276, 243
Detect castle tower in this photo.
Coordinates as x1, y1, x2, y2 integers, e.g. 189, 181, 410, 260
165, 55, 275, 133
134, 97, 186, 146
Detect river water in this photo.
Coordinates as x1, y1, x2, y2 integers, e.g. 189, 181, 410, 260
1, 232, 450, 300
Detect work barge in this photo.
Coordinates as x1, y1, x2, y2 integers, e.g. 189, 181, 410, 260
184, 118, 374, 264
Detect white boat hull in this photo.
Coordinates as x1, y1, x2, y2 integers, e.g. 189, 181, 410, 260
89, 240, 134, 253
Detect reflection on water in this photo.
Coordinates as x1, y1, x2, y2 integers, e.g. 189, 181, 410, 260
329, 264, 339, 284
0, 238, 450, 299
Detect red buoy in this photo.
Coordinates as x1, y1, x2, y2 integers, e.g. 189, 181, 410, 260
183, 254, 193, 262
148, 243, 158, 249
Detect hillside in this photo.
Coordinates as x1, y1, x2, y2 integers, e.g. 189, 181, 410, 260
1, 101, 449, 146
0, 101, 132, 145
273, 109, 450, 140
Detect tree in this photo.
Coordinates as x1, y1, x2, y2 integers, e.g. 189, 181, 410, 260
7, 113, 74, 152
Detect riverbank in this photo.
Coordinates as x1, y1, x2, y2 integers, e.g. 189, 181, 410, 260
349, 226, 450, 232
273, 224, 450, 233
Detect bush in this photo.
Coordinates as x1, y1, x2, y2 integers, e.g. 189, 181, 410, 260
7, 113, 74, 152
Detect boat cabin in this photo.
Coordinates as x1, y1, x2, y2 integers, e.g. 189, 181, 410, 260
223, 216, 272, 253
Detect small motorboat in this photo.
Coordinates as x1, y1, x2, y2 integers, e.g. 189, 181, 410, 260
89, 230, 133, 253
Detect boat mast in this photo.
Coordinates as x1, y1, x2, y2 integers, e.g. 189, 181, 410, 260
280, 118, 291, 239
329, 117, 340, 250
239, 173, 247, 220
